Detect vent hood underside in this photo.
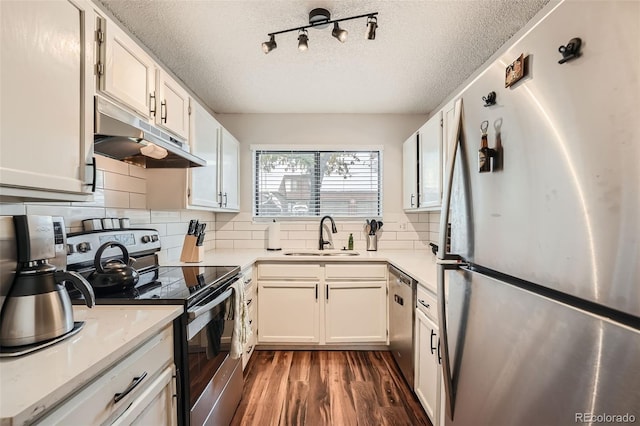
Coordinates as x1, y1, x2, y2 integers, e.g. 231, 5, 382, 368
94, 96, 206, 168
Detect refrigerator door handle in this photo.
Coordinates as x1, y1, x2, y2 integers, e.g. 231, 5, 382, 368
437, 97, 463, 421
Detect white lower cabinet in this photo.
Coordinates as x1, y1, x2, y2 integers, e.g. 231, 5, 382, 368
325, 281, 387, 343
35, 325, 176, 425
415, 296, 441, 425
257, 262, 387, 345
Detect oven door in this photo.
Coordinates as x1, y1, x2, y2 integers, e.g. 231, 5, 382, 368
185, 284, 243, 426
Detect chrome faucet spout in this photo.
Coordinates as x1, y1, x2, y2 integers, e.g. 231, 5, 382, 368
319, 215, 337, 250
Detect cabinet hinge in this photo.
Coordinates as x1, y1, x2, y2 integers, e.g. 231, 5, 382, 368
188, 105, 192, 115
96, 29, 104, 45
440, 118, 443, 127
187, 187, 191, 198
96, 62, 104, 76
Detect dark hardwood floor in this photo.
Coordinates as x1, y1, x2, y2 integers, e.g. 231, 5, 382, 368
231, 350, 432, 426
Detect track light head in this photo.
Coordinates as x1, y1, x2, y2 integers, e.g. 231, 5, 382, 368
298, 29, 309, 51
365, 16, 378, 40
332, 22, 348, 43
262, 35, 277, 54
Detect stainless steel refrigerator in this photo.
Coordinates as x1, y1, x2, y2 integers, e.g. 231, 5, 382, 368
436, 1, 640, 425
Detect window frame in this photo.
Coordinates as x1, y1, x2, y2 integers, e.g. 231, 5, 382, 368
252, 146, 383, 220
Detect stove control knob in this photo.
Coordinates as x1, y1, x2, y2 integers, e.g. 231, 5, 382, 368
141, 235, 151, 243
77, 242, 92, 253
151, 235, 159, 242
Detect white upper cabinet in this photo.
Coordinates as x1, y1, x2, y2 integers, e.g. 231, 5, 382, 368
419, 111, 443, 210
155, 71, 190, 139
0, 0, 94, 200
98, 17, 156, 119
218, 127, 240, 211
188, 100, 221, 209
402, 132, 419, 210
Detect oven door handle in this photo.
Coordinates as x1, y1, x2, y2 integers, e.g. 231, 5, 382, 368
188, 287, 234, 320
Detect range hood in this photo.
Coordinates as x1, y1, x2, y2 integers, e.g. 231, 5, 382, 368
94, 96, 206, 168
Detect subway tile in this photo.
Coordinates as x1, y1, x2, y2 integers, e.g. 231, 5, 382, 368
128, 193, 146, 209
72, 188, 105, 207
409, 222, 429, 232
180, 210, 214, 222
24, 205, 106, 229
281, 223, 307, 231
167, 222, 188, 236
105, 209, 151, 224
166, 247, 182, 262
282, 240, 307, 249
216, 230, 251, 240
288, 230, 315, 240
235, 221, 267, 231
104, 190, 130, 208
0, 204, 26, 216
151, 210, 181, 223
378, 231, 397, 241
378, 240, 414, 250
215, 240, 234, 249
95, 170, 105, 190
234, 240, 265, 249
103, 172, 146, 194
95, 155, 129, 175
160, 234, 185, 250
252, 230, 268, 240
128, 164, 147, 179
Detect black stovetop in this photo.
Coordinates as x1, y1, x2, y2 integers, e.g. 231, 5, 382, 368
71, 265, 240, 308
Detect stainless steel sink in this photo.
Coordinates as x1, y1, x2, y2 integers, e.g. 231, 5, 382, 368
283, 251, 360, 256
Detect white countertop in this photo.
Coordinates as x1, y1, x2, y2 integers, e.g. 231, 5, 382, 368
0, 305, 182, 425
165, 249, 439, 293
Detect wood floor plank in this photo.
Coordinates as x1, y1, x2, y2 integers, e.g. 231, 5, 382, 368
231, 350, 431, 426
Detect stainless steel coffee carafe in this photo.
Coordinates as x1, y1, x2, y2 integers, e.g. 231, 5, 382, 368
0, 216, 95, 347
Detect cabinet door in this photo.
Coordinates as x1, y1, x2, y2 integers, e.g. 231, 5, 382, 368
100, 17, 156, 118
188, 101, 220, 208
110, 365, 177, 426
402, 133, 419, 210
415, 309, 440, 425
258, 281, 319, 343
218, 127, 240, 211
419, 112, 443, 209
0, 0, 94, 199
156, 71, 190, 139
325, 281, 387, 343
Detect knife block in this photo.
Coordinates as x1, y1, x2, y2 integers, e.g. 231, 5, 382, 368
180, 235, 204, 263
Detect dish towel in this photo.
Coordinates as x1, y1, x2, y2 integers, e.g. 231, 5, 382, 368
229, 280, 252, 359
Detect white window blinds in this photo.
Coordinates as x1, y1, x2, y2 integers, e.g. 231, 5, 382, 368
254, 150, 381, 218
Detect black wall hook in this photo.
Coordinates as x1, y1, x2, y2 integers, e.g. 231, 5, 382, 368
558, 37, 582, 64
482, 91, 496, 107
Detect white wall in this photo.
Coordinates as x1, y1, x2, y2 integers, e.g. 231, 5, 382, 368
214, 113, 440, 250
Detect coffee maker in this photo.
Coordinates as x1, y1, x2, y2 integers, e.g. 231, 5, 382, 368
0, 215, 95, 350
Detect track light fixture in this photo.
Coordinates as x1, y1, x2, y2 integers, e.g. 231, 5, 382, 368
365, 16, 378, 40
298, 29, 309, 51
262, 35, 277, 54
261, 8, 378, 54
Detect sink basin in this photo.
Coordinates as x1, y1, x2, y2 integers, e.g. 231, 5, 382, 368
283, 251, 360, 257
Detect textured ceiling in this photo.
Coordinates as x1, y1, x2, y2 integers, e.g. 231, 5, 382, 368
97, 0, 550, 114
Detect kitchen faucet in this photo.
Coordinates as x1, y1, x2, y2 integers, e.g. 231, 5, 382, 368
319, 215, 338, 250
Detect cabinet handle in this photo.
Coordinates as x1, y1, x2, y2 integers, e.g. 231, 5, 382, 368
223, 192, 228, 207
149, 92, 156, 117
437, 337, 442, 364
418, 299, 430, 309
326, 284, 329, 301
161, 100, 167, 123
246, 345, 253, 354
218, 191, 223, 207
315, 284, 318, 300
85, 157, 96, 192
430, 329, 437, 354
244, 277, 253, 285
114, 371, 148, 403
410, 193, 415, 207
246, 298, 253, 307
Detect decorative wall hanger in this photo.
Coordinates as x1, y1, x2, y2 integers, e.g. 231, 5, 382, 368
558, 37, 582, 64
505, 54, 525, 88
482, 91, 496, 107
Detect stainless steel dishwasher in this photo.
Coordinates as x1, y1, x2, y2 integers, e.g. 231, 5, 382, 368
388, 265, 416, 389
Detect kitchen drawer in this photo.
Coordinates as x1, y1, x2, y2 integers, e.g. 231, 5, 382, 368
325, 263, 387, 280
417, 285, 438, 323
258, 263, 321, 280
36, 326, 174, 425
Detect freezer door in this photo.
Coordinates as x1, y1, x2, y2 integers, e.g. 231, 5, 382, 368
443, 267, 640, 426
450, 0, 640, 316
